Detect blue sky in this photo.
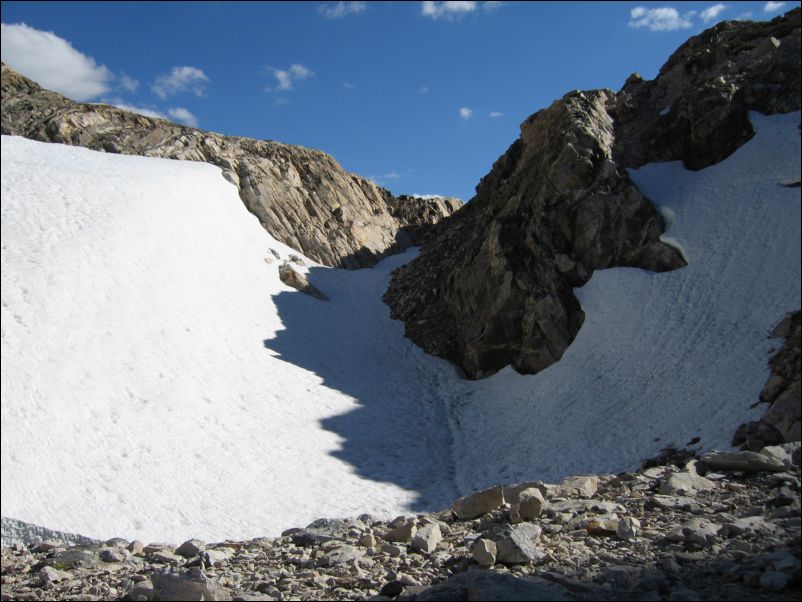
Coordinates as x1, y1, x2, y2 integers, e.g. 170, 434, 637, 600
1, 1, 797, 200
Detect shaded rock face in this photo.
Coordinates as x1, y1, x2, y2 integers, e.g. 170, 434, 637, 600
613, 9, 801, 169
0, 64, 459, 269
385, 90, 685, 379
735, 310, 802, 450
385, 9, 800, 379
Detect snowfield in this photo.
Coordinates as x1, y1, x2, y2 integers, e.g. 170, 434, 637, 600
1, 111, 800, 543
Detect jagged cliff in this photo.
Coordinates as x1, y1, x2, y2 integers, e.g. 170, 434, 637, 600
385, 8, 801, 379
0, 63, 460, 269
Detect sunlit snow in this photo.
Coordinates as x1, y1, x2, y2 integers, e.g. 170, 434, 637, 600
1, 112, 799, 543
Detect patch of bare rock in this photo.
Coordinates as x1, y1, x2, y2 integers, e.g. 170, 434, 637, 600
1, 445, 798, 601
0, 64, 460, 270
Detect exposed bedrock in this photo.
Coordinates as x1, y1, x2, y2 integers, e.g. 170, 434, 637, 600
384, 8, 801, 379
0, 63, 460, 269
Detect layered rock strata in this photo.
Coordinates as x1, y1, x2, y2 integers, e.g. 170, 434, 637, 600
0, 64, 459, 269
384, 8, 801, 379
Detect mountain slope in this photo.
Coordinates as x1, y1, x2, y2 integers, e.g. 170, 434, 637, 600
0, 63, 460, 269
2, 110, 798, 544
384, 8, 801, 379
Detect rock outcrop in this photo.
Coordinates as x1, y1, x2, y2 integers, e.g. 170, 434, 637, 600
735, 311, 802, 450
384, 8, 801, 379
2, 445, 799, 601
0, 64, 460, 269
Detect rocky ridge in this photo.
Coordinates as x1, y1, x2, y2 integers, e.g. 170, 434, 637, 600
384, 8, 801, 379
1, 446, 799, 601
0, 63, 460, 269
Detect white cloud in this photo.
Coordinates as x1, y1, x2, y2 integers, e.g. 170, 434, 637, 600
418, 85, 430, 94
764, 2, 786, 12
489, 111, 503, 118
111, 103, 166, 119
0, 22, 112, 101
267, 64, 314, 92
482, 1, 506, 12
459, 106, 473, 120
628, 6, 695, 31
167, 107, 199, 128
342, 81, 356, 90
318, 1, 366, 18
152, 66, 209, 100
118, 73, 139, 93
422, 1, 478, 21
700, 3, 728, 23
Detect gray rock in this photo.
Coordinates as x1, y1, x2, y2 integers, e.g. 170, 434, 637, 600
452, 485, 505, 519
99, 546, 131, 562
382, 543, 404, 558
203, 548, 231, 567
320, 543, 364, 566
411, 524, 442, 554
384, 520, 417, 543
175, 539, 206, 558
151, 568, 231, 601
489, 523, 542, 564
127, 539, 144, 555
32, 539, 62, 552
473, 538, 497, 567
357, 533, 377, 548
560, 476, 599, 498
39, 565, 69, 583
510, 488, 546, 523
661, 472, 716, 495
616, 517, 641, 541
278, 263, 329, 301
651, 494, 699, 510
700, 451, 784, 472
403, 571, 571, 601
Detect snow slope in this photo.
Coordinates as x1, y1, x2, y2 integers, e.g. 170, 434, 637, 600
0, 137, 459, 543
1, 111, 799, 543
452, 112, 801, 491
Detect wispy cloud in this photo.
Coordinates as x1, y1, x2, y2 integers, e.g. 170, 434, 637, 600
152, 66, 209, 100
342, 81, 356, 90
318, 1, 366, 19
628, 6, 695, 31
700, 3, 728, 23
459, 107, 473, 120
266, 64, 314, 92
117, 73, 139, 93
422, 1, 477, 20
421, 1, 505, 20
0, 22, 112, 101
489, 111, 504, 118
764, 1, 786, 12
418, 85, 430, 94
167, 107, 199, 128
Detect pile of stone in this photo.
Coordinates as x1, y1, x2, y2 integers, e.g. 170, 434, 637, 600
1, 444, 798, 601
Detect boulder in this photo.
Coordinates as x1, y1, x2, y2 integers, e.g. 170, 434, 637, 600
488, 523, 542, 564
151, 568, 230, 601
452, 486, 505, 519
411, 524, 442, 554
700, 451, 784, 472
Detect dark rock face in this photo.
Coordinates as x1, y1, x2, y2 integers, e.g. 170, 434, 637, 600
385, 90, 685, 379
385, 9, 801, 379
0, 64, 459, 269
735, 311, 802, 450
614, 9, 801, 170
